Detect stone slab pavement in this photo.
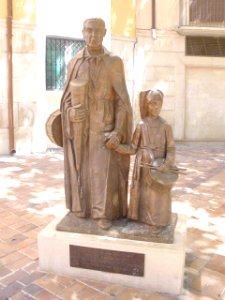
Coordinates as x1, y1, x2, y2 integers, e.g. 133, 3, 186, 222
0, 142, 225, 300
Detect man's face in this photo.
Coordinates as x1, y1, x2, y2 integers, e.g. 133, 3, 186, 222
82, 20, 106, 50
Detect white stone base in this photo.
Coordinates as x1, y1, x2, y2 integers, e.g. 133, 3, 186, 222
38, 214, 186, 295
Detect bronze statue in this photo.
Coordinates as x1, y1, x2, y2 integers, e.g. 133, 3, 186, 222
60, 18, 132, 230
116, 89, 178, 234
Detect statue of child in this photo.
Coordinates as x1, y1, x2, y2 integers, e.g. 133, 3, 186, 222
116, 89, 177, 233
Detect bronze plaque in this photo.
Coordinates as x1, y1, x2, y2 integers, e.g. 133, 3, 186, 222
70, 245, 144, 276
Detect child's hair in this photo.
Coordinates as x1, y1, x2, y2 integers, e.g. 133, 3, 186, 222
139, 89, 164, 118
146, 89, 164, 102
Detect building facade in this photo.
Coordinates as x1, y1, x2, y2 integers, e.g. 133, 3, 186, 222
111, 0, 225, 141
1, 0, 225, 154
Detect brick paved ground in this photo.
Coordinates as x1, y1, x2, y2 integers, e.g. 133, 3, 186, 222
0, 142, 224, 300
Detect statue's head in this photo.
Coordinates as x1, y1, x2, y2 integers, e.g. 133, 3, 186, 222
82, 18, 106, 51
139, 89, 164, 119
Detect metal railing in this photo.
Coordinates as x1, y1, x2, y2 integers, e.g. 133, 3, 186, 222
46, 37, 85, 91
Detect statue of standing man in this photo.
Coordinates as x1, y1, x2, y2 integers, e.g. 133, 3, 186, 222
60, 18, 132, 230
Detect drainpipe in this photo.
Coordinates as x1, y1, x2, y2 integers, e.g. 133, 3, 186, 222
7, 0, 16, 154
152, 0, 157, 39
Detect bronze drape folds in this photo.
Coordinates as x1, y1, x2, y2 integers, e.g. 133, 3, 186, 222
60, 47, 132, 220
117, 116, 176, 226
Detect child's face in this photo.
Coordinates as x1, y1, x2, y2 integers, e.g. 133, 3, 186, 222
146, 94, 162, 118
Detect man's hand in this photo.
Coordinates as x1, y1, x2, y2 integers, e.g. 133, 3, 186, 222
105, 131, 121, 150
69, 105, 87, 122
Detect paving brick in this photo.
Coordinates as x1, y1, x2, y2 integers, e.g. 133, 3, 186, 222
9, 210, 28, 217
177, 290, 214, 299
0, 266, 11, 278
76, 286, 101, 300
0, 281, 23, 300
0, 212, 16, 220
186, 228, 205, 244
23, 228, 40, 239
23, 261, 40, 274
0, 244, 14, 258
47, 274, 75, 288
0, 144, 225, 299
188, 237, 218, 256
205, 254, 225, 274
93, 294, 114, 300
58, 281, 86, 299
78, 278, 109, 291
6, 256, 32, 271
201, 270, 225, 299
116, 287, 175, 300
14, 223, 38, 234
0, 224, 7, 230
2, 215, 22, 227
19, 246, 38, 260
5, 234, 27, 246
102, 284, 126, 298
35, 275, 66, 295
0, 252, 26, 266
9, 220, 30, 230
35, 289, 61, 300
19, 271, 45, 285
185, 254, 209, 275
9, 291, 34, 300
27, 216, 48, 227
13, 238, 36, 251
23, 283, 43, 296
0, 228, 20, 241
0, 270, 29, 286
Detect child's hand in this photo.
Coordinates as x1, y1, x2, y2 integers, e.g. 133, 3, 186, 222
105, 131, 121, 150
157, 164, 169, 173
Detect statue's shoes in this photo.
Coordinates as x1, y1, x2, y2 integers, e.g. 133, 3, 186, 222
97, 219, 112, 230
151, 225, 162, 235
75, 211, 86, 218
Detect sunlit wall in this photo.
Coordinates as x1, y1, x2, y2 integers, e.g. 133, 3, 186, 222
0, 0, 37, 154
0, 0, 36, 23
111, 0, 136, 38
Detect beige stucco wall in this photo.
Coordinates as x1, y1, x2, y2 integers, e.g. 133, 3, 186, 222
0, 0, 111, 154
1, 0, 225, 155
0, 17, 8, 154
111, 0, 136, 38
131, 0, 185, 132
111, 0, 225, 140
132, 30, 185, 130
0, 0, 36, 22
185, 61, 225, 140
110, 0, 136, 130
0, 0, 37, 154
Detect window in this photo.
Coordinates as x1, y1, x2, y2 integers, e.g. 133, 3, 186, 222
46, 37, 85, 91
186, 36, 225, 56
189, 0, 225, 26
180, 0, 225, 27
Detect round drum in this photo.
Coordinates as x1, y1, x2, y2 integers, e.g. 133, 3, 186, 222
146, 158, 178, 192
150, 168, 178, 187
45, 109, 63, 147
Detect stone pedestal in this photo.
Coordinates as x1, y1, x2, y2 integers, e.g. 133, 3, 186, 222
38, 213, 186, 295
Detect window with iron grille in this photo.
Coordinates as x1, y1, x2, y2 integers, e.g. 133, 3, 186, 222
189, 0, 225, 26
46, 37, 85, 90
186, 36, 225, 57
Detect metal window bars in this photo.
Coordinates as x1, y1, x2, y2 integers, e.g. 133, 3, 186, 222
180, 0, 225, 27
46, 37, 85, 91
